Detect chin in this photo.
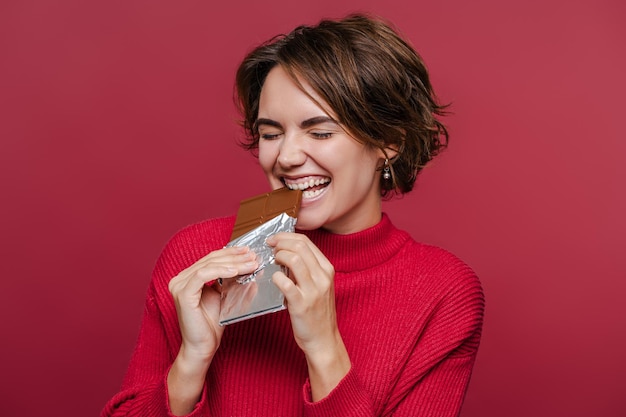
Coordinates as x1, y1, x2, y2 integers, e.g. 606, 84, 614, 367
294, 219, 319, 231
293, 212, 326, 231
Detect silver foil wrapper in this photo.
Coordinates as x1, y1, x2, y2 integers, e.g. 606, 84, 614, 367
218, 212, 297, 325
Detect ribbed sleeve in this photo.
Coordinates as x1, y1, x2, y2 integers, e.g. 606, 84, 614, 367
382, 247, 485, 416
303, 368, 374, 417
101, 218, 235, 417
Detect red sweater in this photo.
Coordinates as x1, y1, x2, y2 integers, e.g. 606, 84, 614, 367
102, 214, 484, 417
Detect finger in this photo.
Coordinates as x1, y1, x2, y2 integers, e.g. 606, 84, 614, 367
268, 234, 334, 290
184, 246, 255, 276
171, 247, 257, 290
271, 270, 302, 304
267, 233, 333, 274
268, 234, 320, 272
272, 249, 321, 294
170, 259, 258, 296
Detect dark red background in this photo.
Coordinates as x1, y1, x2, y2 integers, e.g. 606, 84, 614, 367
1, 1, 624, 416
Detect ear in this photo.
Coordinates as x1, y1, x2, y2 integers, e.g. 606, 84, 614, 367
377, 145, 399, 161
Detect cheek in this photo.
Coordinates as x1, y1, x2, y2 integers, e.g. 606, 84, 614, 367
257, 144, 277, 174
345, 155, 381, 190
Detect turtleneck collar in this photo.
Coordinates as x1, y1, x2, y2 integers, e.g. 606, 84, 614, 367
300, 213, 410, 273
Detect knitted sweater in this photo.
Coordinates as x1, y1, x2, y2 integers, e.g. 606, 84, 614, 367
102, 214, 484, 417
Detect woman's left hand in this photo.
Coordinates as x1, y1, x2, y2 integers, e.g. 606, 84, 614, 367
266, 232, 351, 400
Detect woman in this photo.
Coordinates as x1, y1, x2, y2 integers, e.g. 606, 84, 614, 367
102, 14, 484, 417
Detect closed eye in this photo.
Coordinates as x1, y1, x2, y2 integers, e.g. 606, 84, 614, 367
255, 118, 283, 141
260, 132, 282, 140
310, 131, 333, 139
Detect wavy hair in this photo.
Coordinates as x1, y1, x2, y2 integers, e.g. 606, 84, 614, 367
235, 14, 449, 197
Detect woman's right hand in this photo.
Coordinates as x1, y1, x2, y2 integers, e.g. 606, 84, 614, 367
169, 245, 258, 360
167, 246, 258, 415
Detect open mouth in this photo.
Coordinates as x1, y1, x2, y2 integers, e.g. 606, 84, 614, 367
284, 176, 331, 199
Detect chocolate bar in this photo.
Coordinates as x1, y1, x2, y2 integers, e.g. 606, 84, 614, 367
218, 188, 302, 326
230, 187, 302, 239
220, 213, 297, 325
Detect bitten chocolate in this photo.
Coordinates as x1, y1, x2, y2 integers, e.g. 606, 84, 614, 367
230, 187, 302, 239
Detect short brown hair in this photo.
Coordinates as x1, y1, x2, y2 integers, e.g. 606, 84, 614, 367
235, 14, 449, 197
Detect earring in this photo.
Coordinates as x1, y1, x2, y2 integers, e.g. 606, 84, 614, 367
382, 159, 391, 180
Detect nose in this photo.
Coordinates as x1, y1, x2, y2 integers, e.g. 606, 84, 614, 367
277, 132, 306, 168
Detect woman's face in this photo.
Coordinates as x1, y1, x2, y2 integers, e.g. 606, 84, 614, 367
257, 66, 385, 234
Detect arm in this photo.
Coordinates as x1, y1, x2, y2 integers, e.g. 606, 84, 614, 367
391, 331, 482, 416
382, 263, 485, 417
100, 285, 198, 417
298, 344, 481, 417
166, 246, 257, 415
266, 233, 352, 401
102, 234, 258, 416
301, 252, 485, 417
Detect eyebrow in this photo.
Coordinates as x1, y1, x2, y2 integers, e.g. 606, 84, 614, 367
255, 116, 338, 131
300, 116, 338, 129
255, 118, 282, 130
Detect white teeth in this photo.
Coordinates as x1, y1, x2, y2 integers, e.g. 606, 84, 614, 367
285, 177, 330, 191
302, 188, 324, 198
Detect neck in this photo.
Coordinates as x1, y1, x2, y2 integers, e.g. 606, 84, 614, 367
301, 214, 410, 272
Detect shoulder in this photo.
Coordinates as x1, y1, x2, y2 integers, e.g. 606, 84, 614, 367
392, 238, 484, 324
395, 241, 485, 352
152, 215, 236, 284
167, 215, 236, 252
400, 239, 481, 290
375, 217, 482, 296
414, 242, 484, 324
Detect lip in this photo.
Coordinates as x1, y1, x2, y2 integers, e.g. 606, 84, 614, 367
281, 175, 331, 189
279, 175, 331, 206
299, 183, 329, 207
